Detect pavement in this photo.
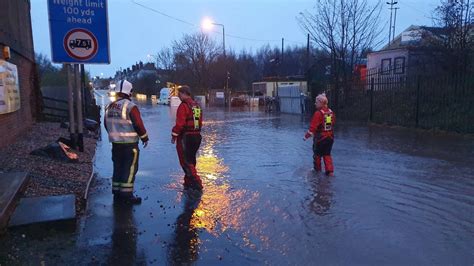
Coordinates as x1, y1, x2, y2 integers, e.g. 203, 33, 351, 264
8, 194, 76, 229
0, 92, 473, 265
0, 172, 28, 230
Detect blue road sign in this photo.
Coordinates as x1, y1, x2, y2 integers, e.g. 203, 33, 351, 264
48, 0, 110, 64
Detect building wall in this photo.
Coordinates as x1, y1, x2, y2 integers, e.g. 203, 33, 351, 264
0, 0, 39, 149
252, 81, 308, 97
367, 49, 409, 72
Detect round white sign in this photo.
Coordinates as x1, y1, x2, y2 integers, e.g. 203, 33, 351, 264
63, 29, 98, 61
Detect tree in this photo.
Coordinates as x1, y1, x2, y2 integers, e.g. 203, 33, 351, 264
433, 0, 474, 74
172, 32, 220, 93
35, 53, 68, 87
298, 0, 384, 108
155, 47, 175, 71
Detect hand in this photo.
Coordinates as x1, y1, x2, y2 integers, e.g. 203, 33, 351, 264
142, 140, 148, 148
171, 136, 176, 144
304, 131, 312, 141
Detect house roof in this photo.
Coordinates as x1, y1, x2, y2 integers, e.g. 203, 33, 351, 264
380, 25, 447, 51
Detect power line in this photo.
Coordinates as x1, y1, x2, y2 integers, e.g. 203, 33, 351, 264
131, 0, 195, 26
397, 1, 433, 20
131, 0, 305, 46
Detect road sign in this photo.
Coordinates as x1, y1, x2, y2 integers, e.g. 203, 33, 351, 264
48, 0, 110, 64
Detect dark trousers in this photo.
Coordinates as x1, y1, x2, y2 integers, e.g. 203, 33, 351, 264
313, 137, 334, 174
112, 143, 139, 197
176, 133, 202, 187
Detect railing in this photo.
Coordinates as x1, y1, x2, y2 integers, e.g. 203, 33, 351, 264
323, 67, 474, 133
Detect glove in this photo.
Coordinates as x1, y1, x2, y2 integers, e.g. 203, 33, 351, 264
171, 136, 177, 144
304, 131, 312, 141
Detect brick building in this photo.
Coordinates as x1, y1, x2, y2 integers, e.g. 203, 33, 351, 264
0, 0, 40, 149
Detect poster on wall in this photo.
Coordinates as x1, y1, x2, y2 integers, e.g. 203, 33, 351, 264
0, 60, 20, 114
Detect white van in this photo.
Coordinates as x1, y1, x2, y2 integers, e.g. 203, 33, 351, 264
158, 88, 171, 105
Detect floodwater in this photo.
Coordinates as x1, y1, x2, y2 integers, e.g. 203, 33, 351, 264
1, 91, 473, 265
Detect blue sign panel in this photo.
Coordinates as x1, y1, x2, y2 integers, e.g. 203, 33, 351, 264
48, 0, 110, 64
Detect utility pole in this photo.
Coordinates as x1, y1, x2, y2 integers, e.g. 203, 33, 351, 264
387, 0, 399, 45
392, 7, 400, 42
306, 34, 310, 72
281, 38, 284, 78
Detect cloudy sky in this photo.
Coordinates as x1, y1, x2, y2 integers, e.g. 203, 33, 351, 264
31, 0, 437, 77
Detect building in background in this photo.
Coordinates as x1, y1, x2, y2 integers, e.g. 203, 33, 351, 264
0, 0, 40, 149
367, 25, 455, 76
252, 76, 308, 98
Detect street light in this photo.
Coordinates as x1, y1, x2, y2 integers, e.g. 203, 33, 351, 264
201, 17, 229, 107
201, 17, 225, 57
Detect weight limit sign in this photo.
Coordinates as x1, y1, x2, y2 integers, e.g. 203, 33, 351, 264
63, 28, 99, 61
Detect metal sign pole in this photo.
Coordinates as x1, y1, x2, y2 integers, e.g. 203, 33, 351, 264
74, 64, 84, 152
67, 64, 77, 148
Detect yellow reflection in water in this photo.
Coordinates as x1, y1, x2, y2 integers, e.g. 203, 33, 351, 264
184, 133, 259, 236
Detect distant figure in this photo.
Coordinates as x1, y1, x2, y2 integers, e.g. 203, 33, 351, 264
105, 80, 149, 204
304, 93, 335, 176
171, 86, 203, 190
300, 92, 307, 114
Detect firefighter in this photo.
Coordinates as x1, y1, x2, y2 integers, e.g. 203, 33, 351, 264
304, 93, 335, 176
171, 86, 203, 190
105, 80, 149, 204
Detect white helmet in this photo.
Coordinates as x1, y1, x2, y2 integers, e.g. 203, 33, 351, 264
116, 80, 133, 95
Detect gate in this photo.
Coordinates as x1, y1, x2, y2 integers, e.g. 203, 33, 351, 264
278, 86, 303, 114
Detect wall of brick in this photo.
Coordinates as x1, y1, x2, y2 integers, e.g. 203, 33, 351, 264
0, 0, 40, 149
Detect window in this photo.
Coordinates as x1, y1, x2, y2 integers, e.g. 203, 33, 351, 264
394, 57, 406, 74
381, 58, 392, 75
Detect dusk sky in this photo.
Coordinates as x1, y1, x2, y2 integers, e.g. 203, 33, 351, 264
31, 0, 437, 77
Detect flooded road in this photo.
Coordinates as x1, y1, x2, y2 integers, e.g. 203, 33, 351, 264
1, 92, 473, 265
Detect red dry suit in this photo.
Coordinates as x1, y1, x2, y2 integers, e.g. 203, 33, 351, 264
306, 107, 335, 175
172, 98, 203, 189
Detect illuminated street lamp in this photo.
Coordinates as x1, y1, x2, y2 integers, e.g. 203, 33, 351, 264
201, 17, 225, 58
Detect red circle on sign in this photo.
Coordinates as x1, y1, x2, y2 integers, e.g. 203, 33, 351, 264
63, 28, 99, 61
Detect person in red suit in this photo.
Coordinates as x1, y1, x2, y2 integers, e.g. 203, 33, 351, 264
304, 93, 335, 176
171, 86, 203, 190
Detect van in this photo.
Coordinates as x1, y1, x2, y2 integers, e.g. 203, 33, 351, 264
158, 88, 171, 105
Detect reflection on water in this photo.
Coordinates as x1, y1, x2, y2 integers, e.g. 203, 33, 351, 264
193, 132, 259, 236
108, 203, 140, 265
168, 192, 202, 264
173, 132, 259, 239
307, 173, 333, 216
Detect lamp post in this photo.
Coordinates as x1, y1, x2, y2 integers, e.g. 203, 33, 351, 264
202, 17, 225, 57
202, 17, 229, 107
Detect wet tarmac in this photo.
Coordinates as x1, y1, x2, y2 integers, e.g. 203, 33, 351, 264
1, 92, 473, 265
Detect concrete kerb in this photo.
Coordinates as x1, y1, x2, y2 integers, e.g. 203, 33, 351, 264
82, 152, 97, 209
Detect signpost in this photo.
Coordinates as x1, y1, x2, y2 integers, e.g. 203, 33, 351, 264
48, 0, 110, 151
48, 0, 110, 64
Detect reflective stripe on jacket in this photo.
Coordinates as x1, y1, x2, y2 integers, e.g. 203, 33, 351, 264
105, 98, 139, 143
319, 108, 334, 132
172, 99, 203, 137
307, 107, 335, 141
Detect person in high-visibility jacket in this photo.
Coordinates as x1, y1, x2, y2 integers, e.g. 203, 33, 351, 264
105, 80, 149, 204
171, 86, 203, 190
304, 93, 335, 176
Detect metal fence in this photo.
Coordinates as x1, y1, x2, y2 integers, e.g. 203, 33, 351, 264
325, 69, 474, 133
278, 86, 304, 114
